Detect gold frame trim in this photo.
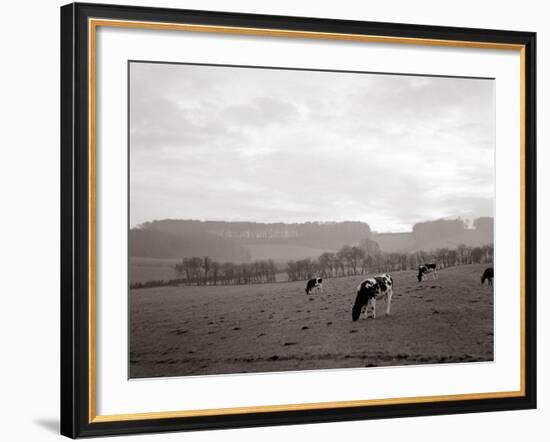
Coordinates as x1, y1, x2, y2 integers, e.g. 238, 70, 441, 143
88, 18, 527, 424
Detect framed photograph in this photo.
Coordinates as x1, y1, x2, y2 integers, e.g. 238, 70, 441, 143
60, 2, 536, 438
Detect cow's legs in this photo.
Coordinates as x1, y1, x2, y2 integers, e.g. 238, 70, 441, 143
371, 298, 377, 319
385, 290, 392, 316
363, 300, 372, 319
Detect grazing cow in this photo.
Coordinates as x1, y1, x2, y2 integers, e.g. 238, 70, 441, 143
305, 277, 323, 295
417, 263, 437, 282
481, 267, 494, 286
352, 274, 393, 321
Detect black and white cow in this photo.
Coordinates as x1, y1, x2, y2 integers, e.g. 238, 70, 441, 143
417, 263, 437, 282
352, 274, 393, 321
305, 277, 323, 295
481, 267, 494, 286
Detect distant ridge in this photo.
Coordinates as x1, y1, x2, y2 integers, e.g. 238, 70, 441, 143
130, 217, 493, 262
135, 219, 371, 249
373, 217, 493, 253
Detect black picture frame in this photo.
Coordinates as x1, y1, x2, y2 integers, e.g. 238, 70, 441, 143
61, 2, 537, 438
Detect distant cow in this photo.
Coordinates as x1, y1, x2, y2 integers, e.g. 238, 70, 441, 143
481, 267, 494, 286
305, 277, 323, 295
417, 263, 437, 282
352, 274, 394, 321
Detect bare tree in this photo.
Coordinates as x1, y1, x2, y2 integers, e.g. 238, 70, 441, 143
318, 252, 335, 278
211, 261, 220, 285
202, 256, 211, 285
337, 246, 351, 276
348, 246, 365, 275
222, 262, 234, 285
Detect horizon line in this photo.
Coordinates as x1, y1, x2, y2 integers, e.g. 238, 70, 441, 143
131, 215, 494, 234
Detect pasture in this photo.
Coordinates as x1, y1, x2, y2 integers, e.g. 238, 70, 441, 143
129, 264, 493, 378
129, 257, 180, 284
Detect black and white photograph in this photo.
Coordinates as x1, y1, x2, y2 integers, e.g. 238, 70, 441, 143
128, 61, 495, 379
0, 0, 543, 439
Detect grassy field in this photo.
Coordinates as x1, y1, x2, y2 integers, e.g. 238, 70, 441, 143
129, 257, 180, 284
129, 264, 493, 378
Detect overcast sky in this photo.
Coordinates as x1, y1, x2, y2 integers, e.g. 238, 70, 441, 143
129, 62, 494, 232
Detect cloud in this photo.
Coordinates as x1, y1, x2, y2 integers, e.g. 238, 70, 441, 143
223, 96, 301, 128
129, 62, 494, 232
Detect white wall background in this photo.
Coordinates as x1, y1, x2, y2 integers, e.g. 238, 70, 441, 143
0, 0, 546, 440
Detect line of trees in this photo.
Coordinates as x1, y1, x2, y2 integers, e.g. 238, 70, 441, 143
285, 241, 494, 282
131, 242, 493, 289
173, 256, 278, 286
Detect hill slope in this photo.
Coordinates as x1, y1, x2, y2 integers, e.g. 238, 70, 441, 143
129, 217, 494, 261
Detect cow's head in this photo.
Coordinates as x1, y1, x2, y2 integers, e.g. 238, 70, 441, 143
352, 300, 363, 322
352, 281, 374, 321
